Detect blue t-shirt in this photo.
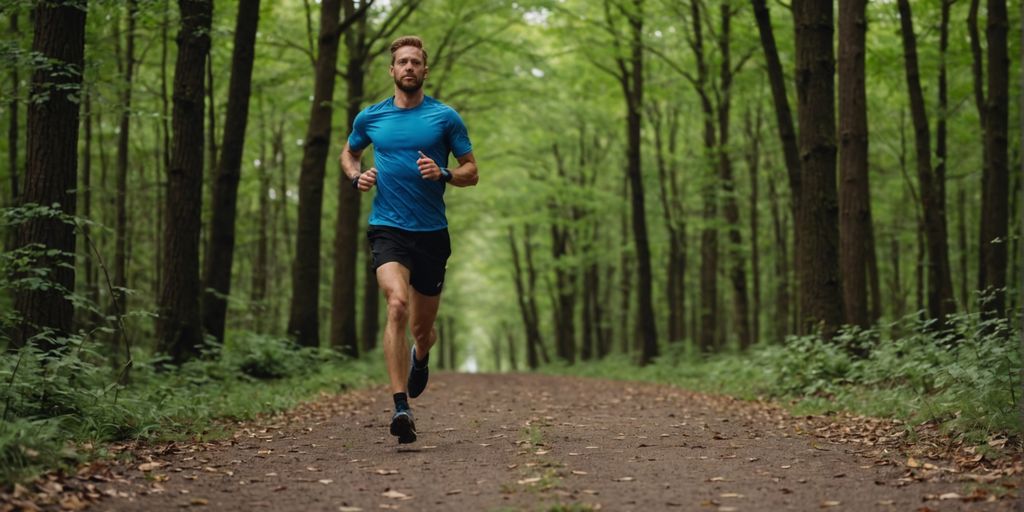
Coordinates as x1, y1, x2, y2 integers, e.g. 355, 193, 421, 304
348, 96, 472, 231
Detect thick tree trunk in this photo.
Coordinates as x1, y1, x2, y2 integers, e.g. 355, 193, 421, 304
201, 0, 261, 343
838, 0, 873, 329
156, 0, 212, 364
979, 0, 1010, 318
12, 0, 87, 350
156, 0, 171, 302
288, 0, 342, 347
509, 226, 542, 370
896, 0, 957, 325
793, 0, 844, 336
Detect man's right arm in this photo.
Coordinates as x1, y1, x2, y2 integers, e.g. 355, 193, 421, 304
340, 141, 376, 191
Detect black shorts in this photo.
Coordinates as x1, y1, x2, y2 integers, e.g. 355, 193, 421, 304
367, 226, 451, 296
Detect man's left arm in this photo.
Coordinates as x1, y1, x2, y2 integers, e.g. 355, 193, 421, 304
447, 152, 478, 187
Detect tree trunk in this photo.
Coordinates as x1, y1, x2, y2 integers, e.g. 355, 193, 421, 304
689, 0, 719, 353
288, 0, 343, 347
156, 0, 212, 364
611, 0, 657, 364
7, 12, 19, 212
745, 107, 763, 345
979, 0, 1009, 318
793, 0, 844, 336
768, 174, 790, 342
716, 3, 751, 351
509, 226, 542, 370
838, 0, 873, 329
896, 0, 957, 325
157, 0, 171, 302
113, 0, 138, 321
11, 0, 86, 351
80, 87, 98, 319
201, 0, 261, 343
251, 95, 270, 331
330, 0, 368, 357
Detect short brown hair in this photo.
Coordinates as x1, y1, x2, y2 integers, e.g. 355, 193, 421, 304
390, 36, 428, 66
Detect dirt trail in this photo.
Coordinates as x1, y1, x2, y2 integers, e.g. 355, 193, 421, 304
91, 373, 1016, 511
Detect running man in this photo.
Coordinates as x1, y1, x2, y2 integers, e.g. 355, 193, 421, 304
340, 36, 478, 444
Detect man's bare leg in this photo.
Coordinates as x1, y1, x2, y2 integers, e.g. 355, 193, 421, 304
409, 289, 442, 363
377, 262, 411, 394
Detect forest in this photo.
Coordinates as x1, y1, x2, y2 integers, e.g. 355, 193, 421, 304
0, 0, 1021, 497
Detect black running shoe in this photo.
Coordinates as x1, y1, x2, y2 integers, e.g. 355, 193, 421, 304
390, 409, 417, 444
407, 347, 429, 399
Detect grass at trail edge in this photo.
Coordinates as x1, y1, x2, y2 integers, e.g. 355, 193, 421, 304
540, 312, 1021, 448
0, 332, 386, 485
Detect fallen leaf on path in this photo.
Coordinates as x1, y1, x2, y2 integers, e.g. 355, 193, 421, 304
821, 500, 840, 507
906, 457, 921, 468
708, 477, 727, 482
381, 489, 411, 500
319, 479, 333, 485
517, 477, 541, 485
571, 471, 588, 475
374, 469, 398, 475
534, 450, 549, 455
876, 500, 894, 505
190, 498, 209, 506
938, 493, 962, 500
719, 493, 744, 498
445, 489, 462, 495
719, 507, 739, 512
780, 465, 792, 469
138, 462, 164, 472
337, 507, 363, 512
582, 489, 599, 495
614, 477, 635, 482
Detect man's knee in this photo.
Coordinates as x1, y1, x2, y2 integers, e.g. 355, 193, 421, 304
411, 325, 435, 345
386, 294, 409, 321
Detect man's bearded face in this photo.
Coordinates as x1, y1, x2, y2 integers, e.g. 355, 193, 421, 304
391, 46, 427, 93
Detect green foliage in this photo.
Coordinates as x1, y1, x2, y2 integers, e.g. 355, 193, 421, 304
0, 331, 385, 485
542, 312, 1021, 443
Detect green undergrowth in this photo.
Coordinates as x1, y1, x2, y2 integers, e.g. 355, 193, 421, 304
0, 332, 386, 485
542, 312, 1021, 446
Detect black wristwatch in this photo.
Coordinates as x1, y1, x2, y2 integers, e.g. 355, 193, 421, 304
351, 173, 361, 189
440, 168, 453, 183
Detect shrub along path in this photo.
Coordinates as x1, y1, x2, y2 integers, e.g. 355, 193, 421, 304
6, 373, 1021, 511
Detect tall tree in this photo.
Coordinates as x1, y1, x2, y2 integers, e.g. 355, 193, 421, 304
156, 0, 212, 364
201, 0, 262, 343
792, 0, 844, 335
837, 0, 874, 328
715, 3, 752, 351
978, 0, 1010, 318
331, 0, 415, 357
113, 0, 138, 320
896, 0, 956, 324
12, 0, 87, 350
7, 12, 19, 212
287, 0, 344, 347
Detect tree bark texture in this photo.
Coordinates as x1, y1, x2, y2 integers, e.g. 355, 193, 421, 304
896, 0, 957, 324
838, 0, 873, 328
792, 0, 844, 336
744, 108, 762, 345
979, 0, 1010, 318
202, 0, 261, 343
288, 0, 342, 347
12, 0, 87, 350
156, 0, 212, 364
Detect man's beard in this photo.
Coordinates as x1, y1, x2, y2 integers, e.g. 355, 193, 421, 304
395, 74, 424, 93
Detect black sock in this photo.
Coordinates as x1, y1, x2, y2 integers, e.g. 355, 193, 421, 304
393, 392, 409, 412
413, 349, 429, 369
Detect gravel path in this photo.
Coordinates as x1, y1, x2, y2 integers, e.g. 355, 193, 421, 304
92, 373, 1017, 511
